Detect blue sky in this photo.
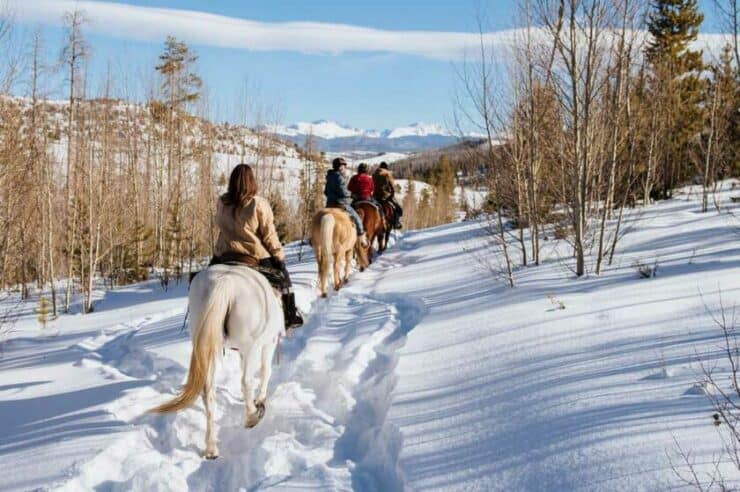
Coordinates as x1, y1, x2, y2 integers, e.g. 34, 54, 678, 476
11, 0, 728, 130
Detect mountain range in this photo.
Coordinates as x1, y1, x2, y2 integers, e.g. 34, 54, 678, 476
266, 120, 482, 153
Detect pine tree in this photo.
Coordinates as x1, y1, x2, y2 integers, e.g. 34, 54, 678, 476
712, 44, 740, 180
36, 296, 51, 329
430, 155, 456, 223
645, 0, 706, 197
402, 179, 418, 229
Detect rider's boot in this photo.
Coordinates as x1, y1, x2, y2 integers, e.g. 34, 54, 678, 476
282, 292, 304, 329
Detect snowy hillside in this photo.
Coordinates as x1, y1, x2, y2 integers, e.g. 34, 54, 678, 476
395, 178, 488, 210
1, 184, 739, 490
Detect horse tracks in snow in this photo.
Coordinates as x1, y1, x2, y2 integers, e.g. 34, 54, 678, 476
53, 238, 425, 492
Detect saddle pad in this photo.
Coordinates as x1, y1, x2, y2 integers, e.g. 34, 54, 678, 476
353, 200, 380, 210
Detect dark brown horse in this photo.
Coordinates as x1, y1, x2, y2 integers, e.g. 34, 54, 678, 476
376, 200, 395, 253
353, 201, 385, 268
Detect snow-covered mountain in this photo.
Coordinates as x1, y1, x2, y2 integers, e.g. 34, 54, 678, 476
267, 120, 481, 153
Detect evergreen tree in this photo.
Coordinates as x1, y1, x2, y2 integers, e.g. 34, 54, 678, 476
156, 37, 202, 110
36, 296, 51, 329
402, 179, 418, 229
430, 155, 456, 223
712, 44, 740, 179
268, 190, 292, 243
418, 188, 433, 229
645, 0, 706, 197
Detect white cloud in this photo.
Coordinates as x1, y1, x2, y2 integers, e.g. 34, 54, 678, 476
7, 0, 732, 61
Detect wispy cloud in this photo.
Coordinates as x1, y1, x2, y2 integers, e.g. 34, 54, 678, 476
7, 0, 731, 61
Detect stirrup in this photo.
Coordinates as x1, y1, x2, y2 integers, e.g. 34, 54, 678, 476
286, 313, 304, 329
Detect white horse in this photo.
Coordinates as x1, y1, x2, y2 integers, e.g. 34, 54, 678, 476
149, 264, 284, 459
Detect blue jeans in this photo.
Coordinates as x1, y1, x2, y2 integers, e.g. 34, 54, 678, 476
329, 202, 364, 235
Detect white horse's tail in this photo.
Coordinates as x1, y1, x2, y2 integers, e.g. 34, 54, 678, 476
318, 213, 335, 278
149, 275, 229, 414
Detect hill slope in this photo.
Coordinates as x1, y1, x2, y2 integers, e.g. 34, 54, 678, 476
0, 184, 739, 490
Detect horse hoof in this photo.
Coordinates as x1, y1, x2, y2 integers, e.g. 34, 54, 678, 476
359, 267, 365, 272
321, 293, 328, 299
204, 452, 219, 460
246, 404, 265, 428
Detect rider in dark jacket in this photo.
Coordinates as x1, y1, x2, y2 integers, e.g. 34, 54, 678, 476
325, 158, 368, 246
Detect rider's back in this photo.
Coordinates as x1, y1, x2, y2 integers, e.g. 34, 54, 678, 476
325, 169, 351, 206
214, 195, 284, 262
349, 173, 374, 201
372, 168, 395, 200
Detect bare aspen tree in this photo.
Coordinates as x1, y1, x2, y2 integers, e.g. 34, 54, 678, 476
156, 36, 202, 281
595, 0, 643, 275
60, 9, 88, 311
455, 14, 515, 286
0, 3, 19, 93
535, 0, 614, 277
712, 0, 739, 68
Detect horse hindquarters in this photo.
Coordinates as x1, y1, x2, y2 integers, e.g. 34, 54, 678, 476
149, 272, 230, 458
318, 214, 335, 297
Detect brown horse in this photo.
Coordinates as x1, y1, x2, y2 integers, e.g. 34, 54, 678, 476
311, 208, 369, 298
376, 200, 395, 253
353, 201, 386, 266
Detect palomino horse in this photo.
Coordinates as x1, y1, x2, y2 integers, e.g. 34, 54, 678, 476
149, 264, 284, 459
377, 200, 395, 253
353, 201, 385, 267
311, 208, 369, 297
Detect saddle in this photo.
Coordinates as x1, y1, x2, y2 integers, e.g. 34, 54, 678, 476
193, 253, 288, 295
352, 199, 381, 213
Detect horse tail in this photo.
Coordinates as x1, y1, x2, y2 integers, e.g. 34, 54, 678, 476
149, 275, 229, 414
318, 213, 335, 277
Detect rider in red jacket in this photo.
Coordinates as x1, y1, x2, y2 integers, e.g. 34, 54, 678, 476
348, 163, 375, 201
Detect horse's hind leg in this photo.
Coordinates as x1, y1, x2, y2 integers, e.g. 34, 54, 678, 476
202, 365, 219, 459
254, 337, 277, 418
333, 254, 342, 291
317, 252, 328, 298
241, 351, 261, 428
344, 249, 352, 283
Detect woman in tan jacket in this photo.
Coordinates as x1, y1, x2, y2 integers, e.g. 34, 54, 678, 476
212, 164, 303, 329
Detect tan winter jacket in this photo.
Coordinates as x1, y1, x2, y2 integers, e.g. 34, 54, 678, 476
214, 195, 285, 262
372, 168, 396, 200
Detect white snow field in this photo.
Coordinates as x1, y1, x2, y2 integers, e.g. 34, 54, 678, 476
1, 184, 739, 491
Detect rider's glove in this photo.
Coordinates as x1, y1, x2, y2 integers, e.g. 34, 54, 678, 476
270, 257, 286, 271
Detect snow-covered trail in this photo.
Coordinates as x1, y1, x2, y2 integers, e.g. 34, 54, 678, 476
5, 236, 424, 491
1, 184, 739, 491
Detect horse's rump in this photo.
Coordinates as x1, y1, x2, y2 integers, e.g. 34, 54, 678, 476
311, 208, 367, 296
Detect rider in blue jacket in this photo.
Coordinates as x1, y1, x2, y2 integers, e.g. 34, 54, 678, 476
325, 157, 368, 247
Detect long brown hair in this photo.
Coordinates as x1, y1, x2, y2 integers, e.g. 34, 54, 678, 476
222, 164, 258, 214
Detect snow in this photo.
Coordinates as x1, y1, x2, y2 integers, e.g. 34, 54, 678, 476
268, 121, 367, 140
1, 184, 739, 490
384, 123, 451, 139
395, 179, 488, 209
345, 152, 410, 167
269, 121, 474, 140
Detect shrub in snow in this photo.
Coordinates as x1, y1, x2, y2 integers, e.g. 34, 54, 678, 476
36, 297, 51, 329
633, 259, 658, 278
547, 294, 566, 310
